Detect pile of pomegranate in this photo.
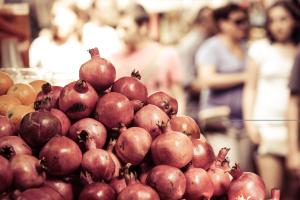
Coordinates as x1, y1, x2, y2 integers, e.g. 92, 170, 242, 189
0, 48, 280, 200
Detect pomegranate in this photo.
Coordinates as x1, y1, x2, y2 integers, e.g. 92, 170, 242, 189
169, 115, 201, 138
68, 118, 107, 151
0, 116, 15, 138
147, 91, 178, 116
81, 149, 115, 183
110, 177, 127, 194
39, 136, 82, 176
118, 182, 159, 200
79, 47, 116, 92
107, 139, 121, 178
44, 179, 73, 200
59, 80, 98, 120
79, 183, 116, 200
271, 188, 280, 200
50, 108, 71, 136
111, 70, 148, 111
151, 130, 193, 168
20, 111, 62, 149
227, 164, 266, 200
133, 104, 170, 139
191, 136, 215, 170
115, 127, 152, 165
146, 165, 186, 200
0, 156, 13, 194
35, 83, 62, 109
13, 186, 64, 200
208, 148, 232, 196
10, 154, 45, 190
184, 167, 214, 200
0, 136, 32, 160
95, 92, 134, 130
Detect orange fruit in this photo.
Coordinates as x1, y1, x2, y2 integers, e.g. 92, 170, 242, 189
0, 71, 14, 95
7, 83, 37, 105
0, 94, 22, 116
29, 80, 48, 93
6, 105, 34, 131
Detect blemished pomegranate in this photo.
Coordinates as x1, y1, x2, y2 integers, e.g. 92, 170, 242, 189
146, 165, 186, 200
59, 80, 98, 120
68, 118, 107, 151
79, 47, 116, 92
147, 91, 178, 116
115, 127, 152, 165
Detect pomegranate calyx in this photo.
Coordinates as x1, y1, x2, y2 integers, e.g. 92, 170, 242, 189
41, 82, 52, 94
88, 47, 100, 58
0, 145, 15, 160
131, 70, 141, 80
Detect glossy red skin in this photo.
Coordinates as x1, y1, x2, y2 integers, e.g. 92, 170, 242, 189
111, 76, 148, 111
146, 165, 186, 200
59, 80, 98, 120
0, 116, 15, 138
184, 168, 214, 200
134, 104, 170, 139
228, 172, 266, 200
95, 92, 134, 129
151, 130, 193, 168
109, 177, 127, 194
10, 154, 45, 190
108, 152, 121, 178
36, 85, 62, 109
79, 48, 116, 92
147, 91, 178, 116
39, 136, 82, 176
44, 179, 73, 200
169, 115, 201, 139
0, 156, 13, 194
68, 118, 107, 151
115, 127, 152, 165
15, 186, 64, 200
50, 108, 71, 136
20, 111, 62, 149
79, 183, 116, 200
191, 138, 215, 170
81, 149, 115, 182
0, 136, 32, 159
208, 167, 231, 196
117, 183, 159, 200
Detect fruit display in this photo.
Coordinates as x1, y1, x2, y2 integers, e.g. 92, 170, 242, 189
0, 47, 276, 199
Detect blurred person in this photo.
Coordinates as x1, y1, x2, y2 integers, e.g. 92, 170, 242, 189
195, 3, 251, 171
29, 1, 88, 85
82, 0, 122, 59
243, 1, 300, 196
110, 3, 185, 114
177, 6, 216, 121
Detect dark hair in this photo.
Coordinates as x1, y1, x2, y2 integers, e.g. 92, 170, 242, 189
120, 4, 149, 27
265, 1, 300, 44
213, 3, 248, 22
194, 6, 212, 24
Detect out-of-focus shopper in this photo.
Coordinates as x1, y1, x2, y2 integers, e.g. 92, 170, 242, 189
195, 3, 251, 171
177, 6, 216, 121
29, 1, 87, 85
110, 3, 185, 114
82, 0, 122, 59
243, 1, 300, 195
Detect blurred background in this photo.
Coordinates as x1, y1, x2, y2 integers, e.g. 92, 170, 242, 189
0, 0, 300, 199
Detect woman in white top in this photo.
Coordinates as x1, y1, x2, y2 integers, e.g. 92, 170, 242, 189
243, 1, 300, 196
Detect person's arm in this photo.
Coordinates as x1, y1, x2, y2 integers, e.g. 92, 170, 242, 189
199, 64, 246, 89
243, 58, 260, 144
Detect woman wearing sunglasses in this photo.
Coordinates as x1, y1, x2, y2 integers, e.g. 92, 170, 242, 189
243, 1, 300, 196
195, 3, 251, 171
